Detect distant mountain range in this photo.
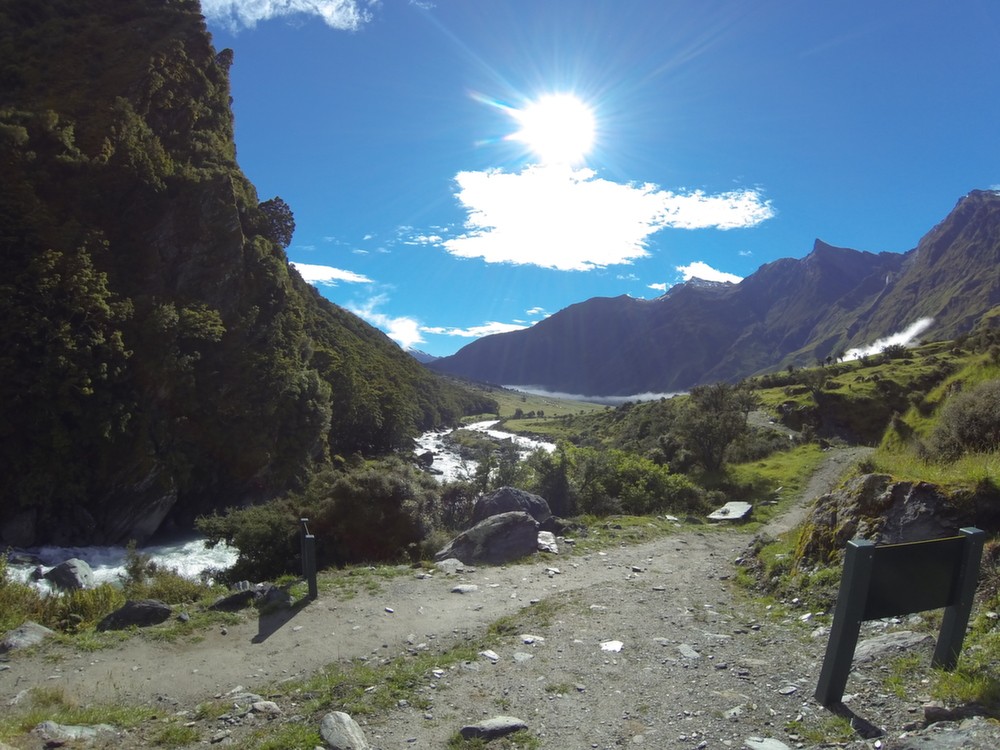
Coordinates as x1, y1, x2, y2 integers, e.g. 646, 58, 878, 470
429, 190, 1000, 396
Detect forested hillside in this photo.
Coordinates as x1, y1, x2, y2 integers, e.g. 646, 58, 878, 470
0, 0, 494, 547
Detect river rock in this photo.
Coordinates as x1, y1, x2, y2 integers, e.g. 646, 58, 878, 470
471, 487, 552, 525
43, 558, 95, 590
96, 599, 172, 631
435, 511, 539, 565
0, 621, 55, 653
320, 711, 369, 750
459, 716, 528, 740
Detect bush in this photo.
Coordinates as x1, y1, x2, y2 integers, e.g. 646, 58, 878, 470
928, 378, 1000, 459
197, 457, 447, 580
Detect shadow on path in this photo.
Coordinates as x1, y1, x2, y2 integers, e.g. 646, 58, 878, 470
251, 597, 313, 644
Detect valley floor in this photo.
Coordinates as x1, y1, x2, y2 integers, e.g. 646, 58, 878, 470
2, 446, 998, 749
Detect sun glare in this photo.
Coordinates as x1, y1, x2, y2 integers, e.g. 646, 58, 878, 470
508, 93, 596, 165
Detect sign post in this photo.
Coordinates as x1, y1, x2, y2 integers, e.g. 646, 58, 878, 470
815, 527, 985, 707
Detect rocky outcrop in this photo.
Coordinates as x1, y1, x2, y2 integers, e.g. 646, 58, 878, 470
435, 511, 540, 565
471, 486, 552, 526
797, 473, 996, 564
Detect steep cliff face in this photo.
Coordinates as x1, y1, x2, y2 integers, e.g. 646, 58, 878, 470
0, 0, 492, 546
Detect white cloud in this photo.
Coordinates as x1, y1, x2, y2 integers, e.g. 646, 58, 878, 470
676, 261, 743, 284
202, 0, 377, 32
423, 321, 529, 338
290, 261, 372, 286
348, 295, 425, 349
648, 282, 668, 292
739, 249, 753, 256
525, 306, 547, 317
435, 164, 773, 271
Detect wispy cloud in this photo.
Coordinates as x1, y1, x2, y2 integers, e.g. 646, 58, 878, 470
525, 306, 547, 317
428, 165, 772, 271
423, 321, 529, 339
290, 261, 372, 286
648, 282, 668, 293
676, 261, 743, 284
202, 0, 377, 32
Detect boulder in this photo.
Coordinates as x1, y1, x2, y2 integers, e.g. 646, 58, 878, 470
435, 512, 539, 565
0, 621, 55, 653
471, 487, 552, 526
96, 599, 172, 631
210, 588, 257, 612
43, 558, 95, 590
320, 711, 369, 750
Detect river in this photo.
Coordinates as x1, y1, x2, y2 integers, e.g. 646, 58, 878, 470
413, 419, 556, 482
5, 422, 553, 591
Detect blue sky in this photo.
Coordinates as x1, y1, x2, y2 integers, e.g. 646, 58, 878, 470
202, 0, 1000, 357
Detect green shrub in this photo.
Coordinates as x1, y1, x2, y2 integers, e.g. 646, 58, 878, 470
928, 378, 1000, 459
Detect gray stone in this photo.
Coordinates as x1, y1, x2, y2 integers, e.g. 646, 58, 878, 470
854, 630, 934, 662
459, 716, 529, 741
677, 643, 701, 659
0, 621, 55, 653
537, 530, 559, 553
320, 711, 369, 750
434, 558, 471, 575
33, 721, 116, 743
744, 739, 791, 750
889, 716, 1000, 750
210, 589, 257, 612
43, 558, 95, 590
97, 599, 172, 631
435, 512, 539, 565
471, 486, 552, 525
451, 584, 478, 594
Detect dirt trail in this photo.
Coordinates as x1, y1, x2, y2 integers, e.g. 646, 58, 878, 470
2, 445, 936, 750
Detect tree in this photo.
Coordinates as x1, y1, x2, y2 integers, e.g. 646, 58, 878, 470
674, 382, 760, 473
257, 196, 295, 248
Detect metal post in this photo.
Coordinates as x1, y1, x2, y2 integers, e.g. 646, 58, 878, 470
815, 539, 875, 706
932, 527, 985, 669
300, 518, 318, 600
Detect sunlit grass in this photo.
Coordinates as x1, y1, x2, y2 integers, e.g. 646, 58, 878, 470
869, 447, 1000, 487
0, 686, 160, 742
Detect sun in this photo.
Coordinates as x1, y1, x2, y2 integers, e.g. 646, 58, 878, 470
508, 93, 596, 166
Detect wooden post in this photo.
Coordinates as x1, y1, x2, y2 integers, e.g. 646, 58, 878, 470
815, 539, 875, 706
300, 518, 318, 600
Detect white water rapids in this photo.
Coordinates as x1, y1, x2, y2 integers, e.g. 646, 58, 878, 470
413, 419, 556, 483
4, 422, 553, 591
